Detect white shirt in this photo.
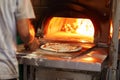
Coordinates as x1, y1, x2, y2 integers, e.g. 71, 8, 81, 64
0, 0, 35, 79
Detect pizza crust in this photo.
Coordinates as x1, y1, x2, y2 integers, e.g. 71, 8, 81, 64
40, 42, 82, 52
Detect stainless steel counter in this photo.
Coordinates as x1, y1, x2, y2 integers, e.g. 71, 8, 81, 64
17, 44, 108, 72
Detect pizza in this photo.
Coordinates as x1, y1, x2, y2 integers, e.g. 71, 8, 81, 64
40, 42, 82, 52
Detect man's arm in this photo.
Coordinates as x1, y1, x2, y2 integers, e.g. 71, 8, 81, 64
17, 19, 40, 51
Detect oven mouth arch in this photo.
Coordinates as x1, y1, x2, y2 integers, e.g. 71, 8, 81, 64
39, 11, 101, 43
37, 1, 110, 44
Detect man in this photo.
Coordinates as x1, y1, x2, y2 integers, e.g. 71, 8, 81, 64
0, 0, 39, 79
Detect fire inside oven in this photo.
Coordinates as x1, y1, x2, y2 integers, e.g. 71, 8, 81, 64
36, 0, 111, 58
43, 17, 95, 43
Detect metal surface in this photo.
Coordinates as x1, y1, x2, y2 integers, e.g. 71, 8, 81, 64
17, 44, 108, 72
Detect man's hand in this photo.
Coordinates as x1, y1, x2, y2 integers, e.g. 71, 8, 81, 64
24, 37, 40, 51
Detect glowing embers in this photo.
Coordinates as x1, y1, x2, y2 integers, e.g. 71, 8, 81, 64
44, 17, 95, 43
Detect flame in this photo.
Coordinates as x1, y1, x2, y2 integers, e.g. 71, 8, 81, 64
28, 21, 35, 38
44, 17, 94, 43
110, 20, 120, 39
76, 19, 94, 37
110, 20, 113, 38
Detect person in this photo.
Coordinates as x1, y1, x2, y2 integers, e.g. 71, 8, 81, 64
0, 0, 40, 80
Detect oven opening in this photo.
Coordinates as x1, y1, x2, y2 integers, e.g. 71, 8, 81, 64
34, 0, 111, 59
43, 17, 95, 43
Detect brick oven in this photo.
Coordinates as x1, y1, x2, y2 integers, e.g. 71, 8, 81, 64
17, 0, 120, 80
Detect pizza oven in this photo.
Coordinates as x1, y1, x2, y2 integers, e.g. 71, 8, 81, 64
35, 0, 111, 44
18, 0, 120, 80
30, 0, 112, 73
33, 0, 112, 53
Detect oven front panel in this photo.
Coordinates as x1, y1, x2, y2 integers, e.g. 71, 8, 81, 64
34, 0, 111, 44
